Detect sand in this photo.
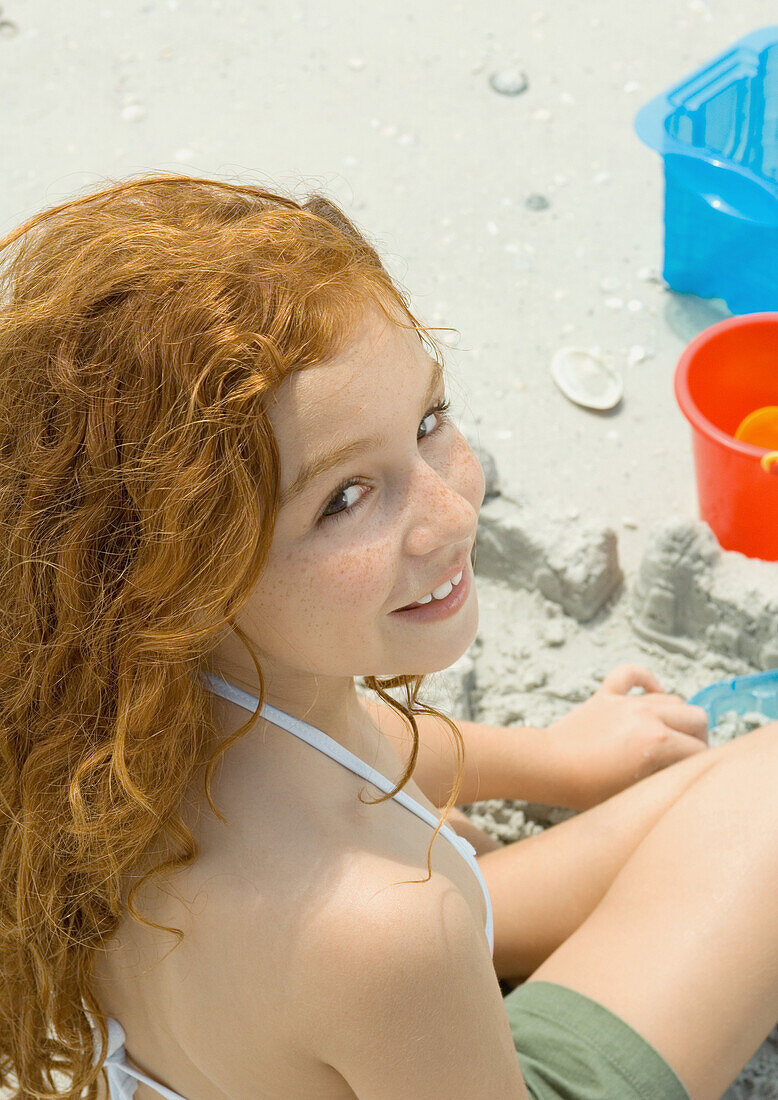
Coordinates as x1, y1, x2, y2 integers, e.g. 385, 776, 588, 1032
1, 0, 776, 1096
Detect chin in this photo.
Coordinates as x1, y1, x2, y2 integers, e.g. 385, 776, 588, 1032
370, 613, 480, 679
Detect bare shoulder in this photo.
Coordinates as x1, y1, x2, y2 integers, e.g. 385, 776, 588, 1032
291, 853, 531, 1100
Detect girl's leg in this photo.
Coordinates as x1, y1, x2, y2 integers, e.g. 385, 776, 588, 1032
523, 721, 778, 1100
483, 732, 725, 983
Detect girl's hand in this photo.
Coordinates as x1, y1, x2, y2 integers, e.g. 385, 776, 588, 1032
543, 663, 710, 812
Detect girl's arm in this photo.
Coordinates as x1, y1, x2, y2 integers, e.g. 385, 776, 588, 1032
365, 662, 711, 815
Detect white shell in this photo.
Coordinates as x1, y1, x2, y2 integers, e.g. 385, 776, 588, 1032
550, 346, 623, 411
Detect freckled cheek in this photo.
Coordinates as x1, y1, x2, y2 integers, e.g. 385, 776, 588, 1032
319, 544, 391, 609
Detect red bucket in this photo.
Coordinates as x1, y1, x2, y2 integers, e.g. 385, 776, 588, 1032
674, 313, 778, 561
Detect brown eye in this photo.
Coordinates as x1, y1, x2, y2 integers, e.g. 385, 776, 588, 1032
317, 396, 452, 526
319, 478, 368, 523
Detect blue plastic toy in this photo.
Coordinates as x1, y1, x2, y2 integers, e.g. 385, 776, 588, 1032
688, 667, 778, 726
635, 26, 778, 314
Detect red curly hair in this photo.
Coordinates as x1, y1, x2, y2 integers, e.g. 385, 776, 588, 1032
0, 173, 467, 1099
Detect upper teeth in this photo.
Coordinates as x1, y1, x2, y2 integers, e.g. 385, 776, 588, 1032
412, 570, 463, 606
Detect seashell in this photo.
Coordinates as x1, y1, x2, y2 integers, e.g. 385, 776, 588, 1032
489, 69, 529, 96
550, 346, 623, 411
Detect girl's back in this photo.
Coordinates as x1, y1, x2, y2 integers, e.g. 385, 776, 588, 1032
89, 690, 495, 1099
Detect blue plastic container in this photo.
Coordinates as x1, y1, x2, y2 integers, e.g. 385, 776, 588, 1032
635, 26, 778, 314
688, 667, 778, 726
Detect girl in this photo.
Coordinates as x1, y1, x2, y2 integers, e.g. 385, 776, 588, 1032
0, 173, 776, 1100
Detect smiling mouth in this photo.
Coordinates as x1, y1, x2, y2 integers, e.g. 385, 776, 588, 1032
396, 570, 464, 610
390, 560, 472, 620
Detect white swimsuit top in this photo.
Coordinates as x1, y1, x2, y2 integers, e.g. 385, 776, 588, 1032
88, 672, 495, 1098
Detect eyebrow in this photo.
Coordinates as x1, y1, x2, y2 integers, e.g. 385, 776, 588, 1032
279, 357, 444, 509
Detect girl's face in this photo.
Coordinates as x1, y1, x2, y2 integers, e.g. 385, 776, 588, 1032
209, 301, 484, 717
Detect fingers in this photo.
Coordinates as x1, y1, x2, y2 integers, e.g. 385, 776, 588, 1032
601, 663, 664, 695
651, 702, 709, 743
649, 730, 711, 771
641, 692, 685, 707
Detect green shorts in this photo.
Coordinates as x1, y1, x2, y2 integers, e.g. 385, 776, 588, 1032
503, 980, 692, 1100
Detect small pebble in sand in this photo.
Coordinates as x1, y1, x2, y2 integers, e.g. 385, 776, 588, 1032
532, 107, 553, 121
489, 69, 529, 96
512, 254, 533, 272
627, 345, 651, 366
626, 299, 643, 312
542, 621, 567, 647
593, 171, 611, 184
122, 104, 147, 122
347, 57, 366, 71
637, 264, 664, 283
0, 19, 19, 36
604, 296, 624, 309
623, 80, 641, 94
525, 193, 550, 211
623, 517, 639, 529
518, 664, 548, 690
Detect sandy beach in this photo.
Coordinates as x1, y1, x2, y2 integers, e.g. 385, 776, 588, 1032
1, 1, 777, 1095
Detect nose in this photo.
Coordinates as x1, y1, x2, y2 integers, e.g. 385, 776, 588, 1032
402, 458, 478, 558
